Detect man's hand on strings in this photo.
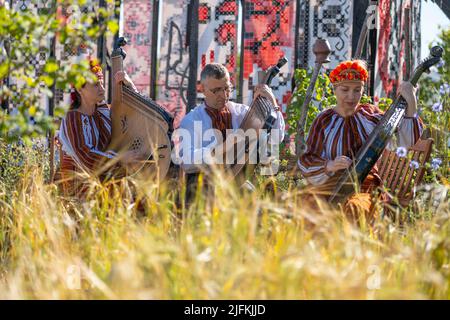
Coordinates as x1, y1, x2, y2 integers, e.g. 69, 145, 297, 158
254, 84, 279, 110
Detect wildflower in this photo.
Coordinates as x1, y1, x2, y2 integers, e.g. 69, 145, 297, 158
439, 83, 450, 95
431, 102, 443, 112
396, 147, 407, 158
436, 60, 445, 69
409, 160, 419, 170
196, 248, 212, 262
431, 158, 442, 170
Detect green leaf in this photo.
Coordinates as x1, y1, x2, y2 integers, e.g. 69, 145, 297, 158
29, 105, 36, 116
44, 61, 59, 73
24, 76, 36, 88
39, 75, 54, 87
0, 61, 9, 78
107, 20, 119, 35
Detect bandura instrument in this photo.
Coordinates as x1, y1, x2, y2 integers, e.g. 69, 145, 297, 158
227, 57, 287, 177
108, 37, 174, 181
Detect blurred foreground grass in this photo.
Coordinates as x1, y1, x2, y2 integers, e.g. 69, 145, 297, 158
0, 142, 448, 299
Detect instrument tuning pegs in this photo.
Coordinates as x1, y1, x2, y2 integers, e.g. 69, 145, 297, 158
276, 57, 288, 69
430, 46, 443, 58
113, 37, 128, 59
116, 37, 128, 48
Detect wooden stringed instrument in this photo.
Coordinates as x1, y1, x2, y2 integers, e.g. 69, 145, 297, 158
227, 57, 287, 177
108, 37, 174, 181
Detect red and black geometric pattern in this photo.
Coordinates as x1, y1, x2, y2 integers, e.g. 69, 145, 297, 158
198, 0, 239, 100
8, 1, 424, 122
122, 0, 155, 96
240, 0, 296, 112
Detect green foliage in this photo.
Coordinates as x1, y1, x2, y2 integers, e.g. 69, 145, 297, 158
377, 97, 394, 111
286, 68, 336, 138
0, 1, 119, 144
417, 27, 450, 184
418, 28, 450, 104
0, 138, 50, 200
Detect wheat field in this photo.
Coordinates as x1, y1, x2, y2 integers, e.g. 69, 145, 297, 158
0, 142, 448, 300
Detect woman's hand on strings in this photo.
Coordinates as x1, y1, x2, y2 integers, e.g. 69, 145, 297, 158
114, 71, 138, 92
325, 156, 352, 173
398, 81, 418, 117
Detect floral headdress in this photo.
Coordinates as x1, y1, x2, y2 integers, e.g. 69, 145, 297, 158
70, 58, 104, 104
89, 58, 103, 80
329, 60, 368, 85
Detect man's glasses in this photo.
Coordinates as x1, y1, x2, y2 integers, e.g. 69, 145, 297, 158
207, 86, 234, 95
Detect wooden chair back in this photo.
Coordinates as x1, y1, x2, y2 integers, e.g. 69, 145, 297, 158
377, 138, 433, 206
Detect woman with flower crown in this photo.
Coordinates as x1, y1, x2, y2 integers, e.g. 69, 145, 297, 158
57, 59, 138, 198
297, 60, 424, 222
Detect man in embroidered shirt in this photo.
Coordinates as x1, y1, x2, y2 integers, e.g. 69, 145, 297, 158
178, 63, 285, 200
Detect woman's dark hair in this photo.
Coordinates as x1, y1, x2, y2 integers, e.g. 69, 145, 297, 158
70, 81, 88, 110
70, 88, 82, 110
70, 58, 103, 110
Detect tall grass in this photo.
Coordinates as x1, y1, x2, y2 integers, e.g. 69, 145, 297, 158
0, 142, 448, 299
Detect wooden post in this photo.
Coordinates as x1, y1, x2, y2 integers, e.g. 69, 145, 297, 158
109, 0, 122, 102
48, 29, 57, 183
150, 0, 160, 100
367, 0, 378, 98
237, 0, 246, 104
187, 0, 199, 111
403, 7, 412, 81
295, 38, 331, 158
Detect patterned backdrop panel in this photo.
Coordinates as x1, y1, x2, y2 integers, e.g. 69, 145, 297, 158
241, 0, 296, 112
375, 0, 421, 99
122, 0, 154, 96
9, 0, 56, 114
155, 0, 191, 128
197, 0, 239, 101
297, 0, 353, 70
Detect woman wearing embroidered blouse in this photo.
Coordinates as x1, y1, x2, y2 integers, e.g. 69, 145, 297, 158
297, 60, 423, 222
58, 60, 138, 198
